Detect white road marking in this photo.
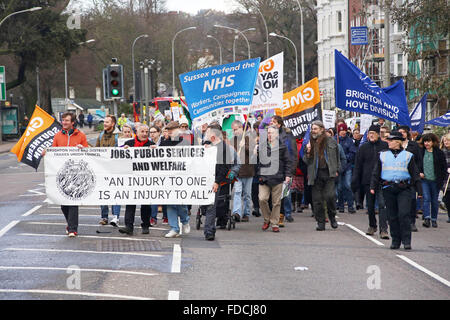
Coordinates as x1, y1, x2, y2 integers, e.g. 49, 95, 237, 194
0, 221, 20, 238
171, 244, 181, 273
396, 255, 450, 288
18, 233, 163, 242
0, 266, 157, 277
25, 221, 169, 231
3, 248, 163, 258
22, 205, 42, 217
168, 290, 180, 300
341, 222, 385, 246
0, 289, 152, 300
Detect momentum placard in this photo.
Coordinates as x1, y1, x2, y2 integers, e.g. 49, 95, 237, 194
45, 146, 217, 205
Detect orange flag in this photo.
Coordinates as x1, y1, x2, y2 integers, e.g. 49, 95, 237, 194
10, 105, 61, 169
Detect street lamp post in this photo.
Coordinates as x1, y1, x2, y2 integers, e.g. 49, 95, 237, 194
270, 32, 298, 87
294, 0, 305, 84
132, 34, 149, 102
233, 28, 256, 62
64, 39, 95, 108
252, 5, 269, 59
207, 35, 223, 65
172, 26, 197, 97
0, 6, 42, 144
214, 25, 251, 62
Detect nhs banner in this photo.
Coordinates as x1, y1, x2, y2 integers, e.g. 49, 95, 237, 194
409, 93, 427, 133
179, 58, 260, 124
335, 50, 411, 126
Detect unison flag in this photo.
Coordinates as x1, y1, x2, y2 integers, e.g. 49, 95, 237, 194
335, 50, 411, 126
10, 105, 61, 170
275, 77, 321, 137
426, 111, 450, 127
409, 93, 427, 133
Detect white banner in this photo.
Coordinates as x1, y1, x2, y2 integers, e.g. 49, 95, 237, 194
44, 146, 217, 205
360, 113, 373, 134
250, 52, 284, 111
322, 110, 336, 129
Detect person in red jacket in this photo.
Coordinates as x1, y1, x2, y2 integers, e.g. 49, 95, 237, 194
291, 137, 305, 213
46, 112, 88, 237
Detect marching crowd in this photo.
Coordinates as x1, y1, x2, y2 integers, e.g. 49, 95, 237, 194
47, 111, 450, 250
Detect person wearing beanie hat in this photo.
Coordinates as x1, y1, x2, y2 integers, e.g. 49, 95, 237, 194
370, 130, 422, 250
336, 120, 357, 214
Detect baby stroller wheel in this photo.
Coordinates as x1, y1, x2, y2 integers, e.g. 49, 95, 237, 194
196, 209, 202, 230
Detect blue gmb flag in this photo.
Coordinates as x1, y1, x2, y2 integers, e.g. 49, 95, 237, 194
426, 111, 450, 127
409, 93, 427, 133
334, 50, 411, 127
179, 58, 260, 121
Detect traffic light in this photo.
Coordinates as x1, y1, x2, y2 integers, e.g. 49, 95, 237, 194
106, 64, 124, 99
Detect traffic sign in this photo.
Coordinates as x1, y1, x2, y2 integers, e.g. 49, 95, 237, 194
351, 26, 368, 45
0, 66, 6, 101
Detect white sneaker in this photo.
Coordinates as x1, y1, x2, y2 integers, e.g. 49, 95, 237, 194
182, 223, 190, 234
110, 217, 119, 227
165, 230, 180, 238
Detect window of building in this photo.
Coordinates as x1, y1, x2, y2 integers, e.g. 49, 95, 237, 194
337, 11, 342, 33
397, 54, 403, 76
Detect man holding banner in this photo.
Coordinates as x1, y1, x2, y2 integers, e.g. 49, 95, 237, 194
48, 112, 88, 237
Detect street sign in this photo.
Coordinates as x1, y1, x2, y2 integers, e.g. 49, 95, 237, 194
0, 66, 6, 101
351, 26, 368, 45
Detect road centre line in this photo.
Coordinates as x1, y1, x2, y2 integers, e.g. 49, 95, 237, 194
340, 222, 385, 246
0, 266, 157, 277
0, 289, 152, 300
168, 290, 180, 300
18, 233, 164, 242
22, 205, 42, 217
3, 248, 163, 258
0, 221, 20, 238
171, 244, 182, 273
26, 221, 169, 231
396, 255, 450, 288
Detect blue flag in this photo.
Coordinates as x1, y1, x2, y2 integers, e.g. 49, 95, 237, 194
299, 125, 311, 158
179, 58, 260, 121
426, 111, 450, 127
409, 93, 427, 133
359, 130, 368, 147
334, 50, 411, 126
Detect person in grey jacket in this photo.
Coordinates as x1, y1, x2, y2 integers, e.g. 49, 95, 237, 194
303, 120, 341, 231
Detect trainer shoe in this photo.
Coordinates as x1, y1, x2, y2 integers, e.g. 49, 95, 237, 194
162, 217, 168, 224
99, 218, 108, 225
118, 226, 133, 235
182, 223, 191, 234
232, 213, 241, 222
262, 222, 270, 231
110, 217, 119, 227
285, 215, 294, 223
241, 216, 249, 222
423, 218, 431, 228
431, 220, 437, 228
150, 218, 157, 226
366, 227, 377, 235
68, 232, 78, 237
380, 231, 390, 239
165, 230, 180, 238
65, 226, 69, 235
141, 227, 150, 234
272, 226, 280, 232
205, 234, 215, 241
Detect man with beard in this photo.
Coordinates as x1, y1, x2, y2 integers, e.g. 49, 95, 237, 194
352, 124, 389, 238
303, 120, 340, 231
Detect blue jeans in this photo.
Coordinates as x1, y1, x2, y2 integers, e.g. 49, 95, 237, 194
232, 177, 253, 217
337, 169, 354, 209
151, 205, 168, 220
101, 205, 121, 218
166, 205, 189, 233
283, 196, 292, 218
422, 180, 439, 221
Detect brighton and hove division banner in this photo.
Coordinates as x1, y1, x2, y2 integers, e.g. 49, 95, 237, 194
44, 146, 217, 205
409, 93, 427, 133
335, 49, 411, 126
275, 77, 321, 137
250, 52, 284, 111
10, 105, 62, 170
179, 58, 260, 127
426, 111, 450, 127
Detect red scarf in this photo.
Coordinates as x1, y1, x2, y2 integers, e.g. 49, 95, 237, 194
134, 136, 149, 147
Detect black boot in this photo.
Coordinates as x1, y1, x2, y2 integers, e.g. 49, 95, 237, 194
316, 222, 325, 231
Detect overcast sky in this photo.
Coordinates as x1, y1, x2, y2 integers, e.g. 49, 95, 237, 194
165, 0, 239, 14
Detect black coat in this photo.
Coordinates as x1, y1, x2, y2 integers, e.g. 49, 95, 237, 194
124, 137, 154, 147
257, 139, 293, 186
352, 138, 388, 190
405, 140, 423, 173
420, 146, 447, 190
